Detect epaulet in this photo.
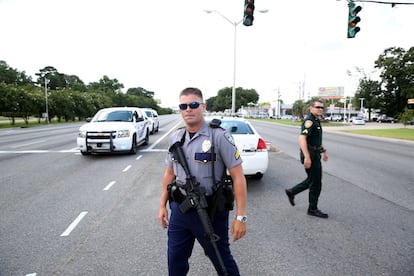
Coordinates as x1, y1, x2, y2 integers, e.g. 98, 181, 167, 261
209, 118, 222, 129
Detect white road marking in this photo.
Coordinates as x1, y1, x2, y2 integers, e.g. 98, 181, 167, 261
26, 273, 37, 276
123, 165, 132, 172
59, 147, 79, 153
10, 140, 46, 148
0, 150, 49, 153
136, 155, 142, 160
146, 121, 182, 150
103, 181, 116, 191
60, 211, 88, 237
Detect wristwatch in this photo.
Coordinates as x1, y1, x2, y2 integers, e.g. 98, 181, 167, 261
235, 215, 247, 223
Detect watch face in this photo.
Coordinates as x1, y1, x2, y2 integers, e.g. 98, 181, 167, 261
237, 216, 247, 223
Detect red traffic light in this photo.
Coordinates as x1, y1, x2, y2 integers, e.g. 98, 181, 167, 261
243, 0, 255, 26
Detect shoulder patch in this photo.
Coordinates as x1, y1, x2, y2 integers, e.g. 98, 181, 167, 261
304, 120, 313, 128
224, 132, 235, 146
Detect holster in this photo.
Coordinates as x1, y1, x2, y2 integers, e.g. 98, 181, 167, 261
167, 182, 186, 204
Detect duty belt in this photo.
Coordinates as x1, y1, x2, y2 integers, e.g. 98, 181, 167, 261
308, 145, 321, 151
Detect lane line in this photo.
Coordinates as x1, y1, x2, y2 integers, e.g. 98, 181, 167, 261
140, 149, 168, 152
136, 155, 142, 160
103, 181, 116, 191
10, 140, 46, 148
122, 165, 132, 172
0, 150, 49, 153
60, 211, 88, 237
146, 121, 183, 150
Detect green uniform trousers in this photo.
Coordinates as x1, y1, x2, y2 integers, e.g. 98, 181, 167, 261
291, 153, 322, 210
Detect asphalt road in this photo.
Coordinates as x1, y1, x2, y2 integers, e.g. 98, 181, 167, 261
0, 115, 413, 276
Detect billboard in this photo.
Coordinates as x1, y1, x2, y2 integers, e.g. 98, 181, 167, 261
318, 86, 344, 99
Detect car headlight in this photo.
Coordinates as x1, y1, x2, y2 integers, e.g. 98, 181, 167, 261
78, 130, 86, 138
117, 130, 130, 138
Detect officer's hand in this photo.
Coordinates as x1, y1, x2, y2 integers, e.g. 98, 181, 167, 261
158, 207, 169, 229
322, 152, 328, 162
304, 157, 311, 169
230, 220, 246, 242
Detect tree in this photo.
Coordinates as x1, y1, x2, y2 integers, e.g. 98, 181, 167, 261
208, 87, 259, 112
126, 87, 155, 99
36, 66, 67, 90
374, 47, 414, 117
0, 60, 32, 85
87, 75, 124, 97
292, 99, 306, 119
65, 74, 87, 92
354, 77, 381, 121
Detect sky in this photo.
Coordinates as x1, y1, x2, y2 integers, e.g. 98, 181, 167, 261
1, 0, 413, 108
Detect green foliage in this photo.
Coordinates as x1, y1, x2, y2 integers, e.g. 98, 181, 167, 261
292, 99, 306, 118
206, 87, 259, 112
399, 108, 414, 126
0, 60, 32, 85
0, 62, 168, 126
374, 47, 414, 117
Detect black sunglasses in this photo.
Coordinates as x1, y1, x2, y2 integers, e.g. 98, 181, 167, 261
314, 106, 324, 109
179, 102, 201, 110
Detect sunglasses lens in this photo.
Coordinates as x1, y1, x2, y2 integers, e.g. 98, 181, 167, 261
179, 104, 187, 110
315, 106, 324, 109
189, 102, 200, 109
179, 102, 201, 110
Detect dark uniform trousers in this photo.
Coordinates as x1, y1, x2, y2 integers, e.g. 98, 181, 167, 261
168, 201, 240, 276
291, 151, 322, 210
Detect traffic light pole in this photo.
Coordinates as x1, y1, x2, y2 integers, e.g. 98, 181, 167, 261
205, 10, 241, 115
204, 9, 268, 115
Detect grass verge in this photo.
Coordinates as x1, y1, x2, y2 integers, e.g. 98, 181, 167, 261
341, 128, 414, 141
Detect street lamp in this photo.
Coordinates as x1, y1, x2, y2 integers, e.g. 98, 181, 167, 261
44, 77, 49, 124
204, 8, 268, 115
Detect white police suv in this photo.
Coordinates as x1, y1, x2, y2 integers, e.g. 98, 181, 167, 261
77, 107, 150, 155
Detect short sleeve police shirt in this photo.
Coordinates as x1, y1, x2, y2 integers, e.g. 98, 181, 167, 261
300, 113, 322, 147
166, 121, 242, 195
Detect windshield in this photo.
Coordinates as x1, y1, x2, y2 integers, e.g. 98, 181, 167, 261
93, 110, 133, 122
220, 120, 254, 135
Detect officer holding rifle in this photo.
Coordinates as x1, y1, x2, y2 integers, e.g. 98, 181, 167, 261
158, 87, 247, 276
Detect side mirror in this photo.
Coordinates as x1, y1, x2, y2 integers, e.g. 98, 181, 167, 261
230, 126, 238, 133
86, 117, 92, 122
137, 117, 144, 122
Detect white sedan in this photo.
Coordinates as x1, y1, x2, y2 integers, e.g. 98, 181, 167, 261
209, 117, 269, 179
352, 117, 366, 125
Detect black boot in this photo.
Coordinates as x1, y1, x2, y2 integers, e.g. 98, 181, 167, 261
307, 208, 328, 218
285, 189, 295, 206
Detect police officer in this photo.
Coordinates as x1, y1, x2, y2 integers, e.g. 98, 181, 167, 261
158, 87, 247, 275
285, 99, 329, 218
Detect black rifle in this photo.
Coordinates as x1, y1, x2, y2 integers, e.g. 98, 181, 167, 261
169, 141, 228, 276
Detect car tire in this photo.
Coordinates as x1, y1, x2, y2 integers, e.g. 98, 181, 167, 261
130, 134, 137, 154
251, 173, 264, 180
80, 151, 91, 156
143, 130, 149, 146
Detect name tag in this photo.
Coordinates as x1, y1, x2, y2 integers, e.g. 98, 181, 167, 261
194, 152, 216, 163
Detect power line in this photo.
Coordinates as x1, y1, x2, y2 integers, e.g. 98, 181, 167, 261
353, 0, 414, 7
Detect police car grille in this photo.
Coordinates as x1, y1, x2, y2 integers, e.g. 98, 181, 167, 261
86, 131, 116, 140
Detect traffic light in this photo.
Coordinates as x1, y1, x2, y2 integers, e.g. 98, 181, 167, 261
347, 0, 362, 38
243, 0, 255, 26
